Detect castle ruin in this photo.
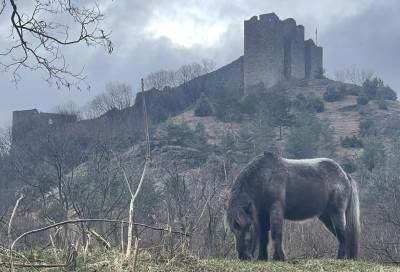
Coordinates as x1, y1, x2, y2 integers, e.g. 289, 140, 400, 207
244, 13, 323, 92
11, 13, 323, 151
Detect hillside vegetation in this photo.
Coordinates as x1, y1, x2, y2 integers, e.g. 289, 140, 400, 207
1, 75, 400, 270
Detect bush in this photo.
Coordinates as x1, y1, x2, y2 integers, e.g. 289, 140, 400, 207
376, 99, 388, 110
357, 91, 370, 105
293, 93, 324, 113
340, 86, 361, 96
285, 112, 335, 159
310, 96, 325, 113
215, 97, 243, 122
323, 86, 343, 102
376, 86, 397, 101
359, 137, 385, 172
194, 93, 213, 117
156, 121, 208, 149
359, 118, 377, 137
361, 77, 396, 101
362, 78, 380, 100
341, 135, 363, 148
239, 94, 259, 115
341, 157, 357, 173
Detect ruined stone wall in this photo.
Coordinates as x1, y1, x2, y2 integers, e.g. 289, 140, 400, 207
244, 13, 322, 93
282, 19, 305, 79
12, 109, 77, 146
305, 39, 323, 79
291, 25, 306, 79
11, 57, 244, 152
244, 14, 285, 91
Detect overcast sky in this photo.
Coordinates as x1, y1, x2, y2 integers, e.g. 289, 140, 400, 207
0, 0, 399, 127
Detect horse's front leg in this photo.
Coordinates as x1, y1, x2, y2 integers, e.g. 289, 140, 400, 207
257, 213, 270, 261
270, 202, 285, 261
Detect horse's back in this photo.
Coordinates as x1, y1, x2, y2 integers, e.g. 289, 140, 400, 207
281, 157, 349, 221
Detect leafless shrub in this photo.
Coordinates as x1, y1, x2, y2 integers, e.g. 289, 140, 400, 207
334, 67, 374, 85
52, 101, 82, 120
85, 82, 133, 118
144, 59, 215, 90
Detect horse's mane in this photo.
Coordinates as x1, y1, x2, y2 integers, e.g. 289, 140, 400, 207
229, 154, 266, 203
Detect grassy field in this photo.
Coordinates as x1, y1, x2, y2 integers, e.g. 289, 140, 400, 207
126, 258, 398, 272
3, 253, 399, 272
0, 251, 400, 272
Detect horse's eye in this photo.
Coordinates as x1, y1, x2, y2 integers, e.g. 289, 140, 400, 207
233, 221, 241, 231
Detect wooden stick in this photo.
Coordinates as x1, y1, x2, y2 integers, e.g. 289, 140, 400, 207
126, 78, 151, 258
8, 194, 24, 272
89, 229, 111, 249
120, 222, 124, 252
125, 160, 148, 257
0, 262, 66, 268
132, 236, 139, 270
11, 218, 188, 253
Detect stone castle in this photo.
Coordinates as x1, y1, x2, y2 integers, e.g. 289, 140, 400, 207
244, 13, 323, 92
11, 13, 323, 149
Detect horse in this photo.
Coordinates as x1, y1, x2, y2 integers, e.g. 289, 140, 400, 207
226, 151, 360, 261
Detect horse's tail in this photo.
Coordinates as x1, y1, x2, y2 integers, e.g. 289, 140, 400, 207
345, 174, 360, 259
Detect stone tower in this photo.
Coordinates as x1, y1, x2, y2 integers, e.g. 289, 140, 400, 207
244, 13, 323, 93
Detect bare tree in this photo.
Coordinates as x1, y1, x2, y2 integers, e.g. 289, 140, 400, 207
144, 59, 215, 90
0, 0, 112, 88
85, 82, 133, 118
52, 101, 82, 120
0, 126, 11, 157
334, 67, 374, 85
144, 70, 177, 90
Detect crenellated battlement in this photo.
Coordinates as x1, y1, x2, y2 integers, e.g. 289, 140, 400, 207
244, 13, 323, 93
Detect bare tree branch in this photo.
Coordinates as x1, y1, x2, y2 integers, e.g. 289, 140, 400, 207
1, 0, 113, 88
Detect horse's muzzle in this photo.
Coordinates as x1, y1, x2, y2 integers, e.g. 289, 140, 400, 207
238, 253, 252, 261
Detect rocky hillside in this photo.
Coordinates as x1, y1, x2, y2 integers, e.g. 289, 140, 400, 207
169, 78, 398, 162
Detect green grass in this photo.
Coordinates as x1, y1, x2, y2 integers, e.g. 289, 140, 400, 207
132, 258, 398, 272
3, 251, 399, 272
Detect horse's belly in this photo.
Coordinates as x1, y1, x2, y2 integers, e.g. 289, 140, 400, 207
284, 183, 330, 220
284, 206, 323, 221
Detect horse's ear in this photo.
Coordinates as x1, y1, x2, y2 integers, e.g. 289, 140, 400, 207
243, 202, 253, 216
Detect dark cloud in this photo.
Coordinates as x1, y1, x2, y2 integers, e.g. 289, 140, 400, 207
321, 0, 400, 92
0, 0, 398, 126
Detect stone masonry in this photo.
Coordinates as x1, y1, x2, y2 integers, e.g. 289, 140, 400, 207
244, 13, 323, 93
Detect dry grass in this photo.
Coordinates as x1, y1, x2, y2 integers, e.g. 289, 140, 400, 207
3, 250, 399, 272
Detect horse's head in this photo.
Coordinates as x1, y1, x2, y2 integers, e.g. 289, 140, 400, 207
227, 197, 258, 260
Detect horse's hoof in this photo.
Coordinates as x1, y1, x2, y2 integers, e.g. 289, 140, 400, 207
273, 252, 285, 261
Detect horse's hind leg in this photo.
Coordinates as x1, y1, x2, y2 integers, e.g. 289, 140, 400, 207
319, 211, 346, 259
270, 202, 285, 261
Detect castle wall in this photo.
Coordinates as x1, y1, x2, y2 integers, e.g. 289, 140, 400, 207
12, 109, 77, 147
244, 14, 285, 91
305, 39, 323, 79
244, 13, 322, 93
291, 25, 306, 78
11, 57, 244, 152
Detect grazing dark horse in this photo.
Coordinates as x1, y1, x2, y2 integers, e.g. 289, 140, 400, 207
226, 152, 360, 261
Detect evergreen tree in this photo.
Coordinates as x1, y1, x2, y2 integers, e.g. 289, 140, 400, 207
359, 137, 385, 172
285, 112, 335, 159
261, 91, 293, 140
194, 93, 213, 117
